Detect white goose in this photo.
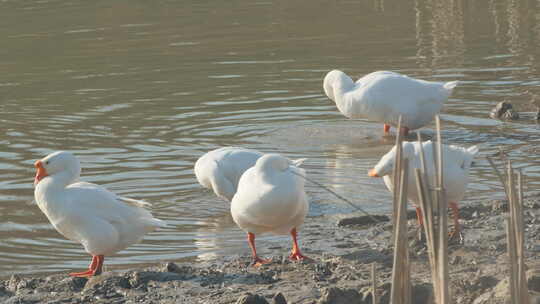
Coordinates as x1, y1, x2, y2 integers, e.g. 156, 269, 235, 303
194, 147, 263, 201
230, 154, 309, 265
33, 151, 166, 277
323, 70, 458, 135
368, 141, 478, 238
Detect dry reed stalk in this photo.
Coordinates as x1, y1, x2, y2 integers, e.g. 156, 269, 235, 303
390, 160, 411, 304
371, 262, 378, 304
391, 116, 404, 240
389, 117, 411, 304
413, 116, 450, 304
434, 116, 450, 304
488, 157, 530, 303
516, 172, 529, 302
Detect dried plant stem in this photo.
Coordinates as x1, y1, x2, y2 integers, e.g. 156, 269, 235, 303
392, 116, 404, 240
435, 116, 450, 304
389, 115, 411, 304
413, 115, 450, 304
371, 262, 378, 304
488, 157, 530, 304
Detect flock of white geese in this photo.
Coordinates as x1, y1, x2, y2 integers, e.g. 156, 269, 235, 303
33, 70, 478, 277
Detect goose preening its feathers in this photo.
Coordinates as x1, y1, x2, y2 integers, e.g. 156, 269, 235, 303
368, 141, 478, 238
194, 147, 263, 202
323, 70, 458, 135
33, 151, 166, 277
230, 153, 309, 266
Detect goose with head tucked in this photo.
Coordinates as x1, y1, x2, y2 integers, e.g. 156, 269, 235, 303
368, 141, 478, 240
230, 153, 309, 266
323, 70, 458, 136
33, 151, 166, 277
194, 147, 263, 202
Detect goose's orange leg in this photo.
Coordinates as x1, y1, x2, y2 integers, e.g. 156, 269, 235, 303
247, 232, 271, 267
289, 228, 309, 261
69, 255, 104, 277
449, 202, 462, 241
415, 206, 424, 227
384, 124, 391, 135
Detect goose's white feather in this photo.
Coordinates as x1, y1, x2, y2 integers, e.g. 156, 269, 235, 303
371, 141, 478, 204
194, 147, 264, 201
323, 70, 458, 130
230, 154, 308, 235
34, 151, 165, 256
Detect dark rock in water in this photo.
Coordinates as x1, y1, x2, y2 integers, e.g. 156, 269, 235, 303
490, 101, 519, 120
272, 292, 287, 304
337, 215, 389, 227
236, 293, 270, 304
317, 287, 362, 304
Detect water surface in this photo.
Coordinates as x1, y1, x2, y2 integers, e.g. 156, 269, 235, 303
1, 0, 540, 277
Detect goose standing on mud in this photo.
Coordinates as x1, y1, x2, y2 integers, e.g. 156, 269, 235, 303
231, 154, 309, 266
194, 147, 263, 201
368, 141, 478, 240
323, 70, 458, 135
33, 151, 166, 277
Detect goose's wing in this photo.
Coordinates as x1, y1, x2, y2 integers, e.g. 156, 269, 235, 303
66, 182, 165, 228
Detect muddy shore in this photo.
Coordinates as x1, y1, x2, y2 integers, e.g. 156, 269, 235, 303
1, 197, 539, 304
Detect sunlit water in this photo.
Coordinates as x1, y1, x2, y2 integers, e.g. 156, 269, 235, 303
1, 0, 540, 277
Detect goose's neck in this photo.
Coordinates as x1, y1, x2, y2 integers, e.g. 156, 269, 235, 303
35, 171, 76, 203
331, 78, 355, 116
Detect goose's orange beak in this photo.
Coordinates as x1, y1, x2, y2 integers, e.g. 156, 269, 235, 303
34, 160, 48, 186
368, 169, 379, 177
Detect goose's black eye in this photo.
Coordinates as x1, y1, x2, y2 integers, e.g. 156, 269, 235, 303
45, 161, 50, 165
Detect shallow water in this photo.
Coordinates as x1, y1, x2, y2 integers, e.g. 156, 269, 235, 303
1, 0, 540, 277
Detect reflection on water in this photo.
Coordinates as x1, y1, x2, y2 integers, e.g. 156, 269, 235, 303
1, 0, 540, 277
